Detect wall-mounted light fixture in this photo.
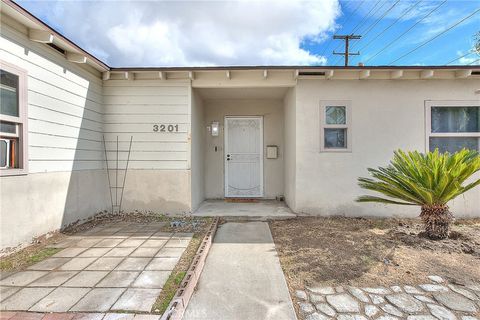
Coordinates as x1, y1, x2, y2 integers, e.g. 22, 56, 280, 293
211, 121, 219, 136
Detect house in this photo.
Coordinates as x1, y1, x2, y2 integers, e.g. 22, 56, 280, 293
1, 0, 479, 251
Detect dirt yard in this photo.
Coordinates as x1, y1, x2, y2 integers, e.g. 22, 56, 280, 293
270, 217, 480, 290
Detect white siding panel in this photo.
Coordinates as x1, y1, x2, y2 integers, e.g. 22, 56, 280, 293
29, 119, 102, 142
103, 83, 191, 170
30, 147, 103, 161
29, 106, 102, 132
29, 133, 102, 150
29, 160, 104, 173
104, 105, 188, 115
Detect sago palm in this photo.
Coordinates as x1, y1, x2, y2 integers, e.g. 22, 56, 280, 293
357, 149, 480, 239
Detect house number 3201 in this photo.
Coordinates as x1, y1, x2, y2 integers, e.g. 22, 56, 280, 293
153, 124, 179, 132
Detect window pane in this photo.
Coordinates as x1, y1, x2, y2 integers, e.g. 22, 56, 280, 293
0, 140, 7, 167
325, 128, 347, 148
429, 137, 479, 153
0, 70, 19, 117
431, 107, 479, 133
326, 106, 346, 124
0, 121, 17, 134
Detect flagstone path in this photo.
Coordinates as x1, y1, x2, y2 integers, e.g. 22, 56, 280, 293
294, 276, 480, 320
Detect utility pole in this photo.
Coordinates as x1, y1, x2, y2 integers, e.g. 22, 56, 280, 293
333, 35, 361, 66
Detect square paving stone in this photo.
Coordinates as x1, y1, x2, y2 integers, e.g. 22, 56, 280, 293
41, 314, 75, 320
29, 287, 90, 312
58, 258, 97, 271
93, 239, 124, 248
0, 287, 54, 310
164, 239, 190, 248
111, 288, 161, 312
130, 248, 159, 258
47, 239, 79, 249
62, 271, 109, 287
10, 312, 45, 320
117, 239, 145, 248
152, 232, 172, 238
132, 271, 170, 289
0, 271, 48, 286
104, 247, 136, 257
102, 314, 135, 320
115, 258, 151, 271
141, 240, 167, 248
0, 286, 20, 302
85, 258, 123, 271
52, 248, 88, 258
145, 258, 179, 271
173, 232, 194, 238
27, 258, 70, 271
74, 238, 103, 248
78, 248, 112, 258
96, 271, 139, 288
133, 316, 161, 320
155, 247, 184, 258
29, 271, 78, 287
71, 313, 105, 320
70, 288, 125, 312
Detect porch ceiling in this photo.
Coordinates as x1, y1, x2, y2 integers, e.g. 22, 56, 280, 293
195, 87, 289, 100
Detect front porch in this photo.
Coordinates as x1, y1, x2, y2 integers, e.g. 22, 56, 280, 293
193, 199, 295, 218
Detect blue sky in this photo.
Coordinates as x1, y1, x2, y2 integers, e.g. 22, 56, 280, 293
17, 0, 480, 67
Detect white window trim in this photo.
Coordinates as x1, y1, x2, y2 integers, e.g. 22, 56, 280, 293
1, 60, 28, 176
425, 100, 480, 153
320, 100, 352, 152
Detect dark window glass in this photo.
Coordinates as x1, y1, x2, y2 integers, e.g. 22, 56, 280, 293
325, 128, 347, 148
0, 70, 19, 117
431, 107, 479, 133
429, 137, 479, 153
0, 121, 17, 134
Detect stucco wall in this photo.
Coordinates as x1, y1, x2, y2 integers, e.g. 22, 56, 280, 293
294, 79, 480, 217
283, 88, 297, 210
1, 17, 109, 250
190, 90, 206, 210
203, 99, 285, 199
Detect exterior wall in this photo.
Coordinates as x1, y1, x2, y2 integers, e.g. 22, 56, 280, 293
283, 88, 297, 210
294, 79, 480, 217
0, 15, 109, 249
190, 90, 205, 210
102, 80, 192, 213
203, 99, 284, 199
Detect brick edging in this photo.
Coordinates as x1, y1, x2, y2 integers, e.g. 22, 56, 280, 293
160, 217, 219, 320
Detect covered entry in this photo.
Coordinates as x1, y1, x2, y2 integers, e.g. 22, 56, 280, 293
190, 87, 292, 211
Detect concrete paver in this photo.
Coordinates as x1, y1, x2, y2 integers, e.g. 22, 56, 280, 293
183, 221, 297, 320
28, 271, 77, 287
62, 271, 109, 287
30, 287, 90, 312
0, 222, 191, 314
111, 288, 162, 312
155, 247, 184, 258
70, 288, 125, 312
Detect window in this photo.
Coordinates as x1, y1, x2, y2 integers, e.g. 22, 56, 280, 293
320, 100, 352, 152
426, 101, 480, 153
1, 61, 27, 176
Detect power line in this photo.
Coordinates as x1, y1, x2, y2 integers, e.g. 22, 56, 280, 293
445, 51, 474, 65
468, 58, 480, 65
389, 7, 480, 65
329, 0, 382, 62
364, 0, 447, 64
355, 0, 422, 55
355, 0, 401, 43
320, 0, 366, 57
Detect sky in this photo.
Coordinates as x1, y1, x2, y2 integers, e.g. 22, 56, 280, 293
17, 0, 480, 67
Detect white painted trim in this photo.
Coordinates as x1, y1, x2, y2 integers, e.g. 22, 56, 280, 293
319, 100, 352, 153
424, 100, 480, 153
224, 116, 264, 198
28, 29, 53, 43
420, 70, 434, 79
0, 60, 28, 176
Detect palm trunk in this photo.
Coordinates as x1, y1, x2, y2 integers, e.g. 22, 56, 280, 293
420, 205, 453, 240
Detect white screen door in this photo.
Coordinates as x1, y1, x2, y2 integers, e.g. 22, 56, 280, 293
224, 116, 263, 198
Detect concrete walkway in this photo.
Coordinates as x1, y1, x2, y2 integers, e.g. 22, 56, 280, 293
193, 200, 296, 218
183, 222, 297, 320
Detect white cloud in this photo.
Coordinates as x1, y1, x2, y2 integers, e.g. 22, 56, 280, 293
25, 0, 340, 67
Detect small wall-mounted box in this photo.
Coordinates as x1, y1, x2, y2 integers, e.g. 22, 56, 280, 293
266, 145, 278, 159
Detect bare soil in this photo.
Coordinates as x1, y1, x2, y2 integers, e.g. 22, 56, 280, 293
270, 217, 480, 289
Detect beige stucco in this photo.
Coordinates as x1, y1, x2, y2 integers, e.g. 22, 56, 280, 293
202, 98, 285, 199
294, 79, 480, 217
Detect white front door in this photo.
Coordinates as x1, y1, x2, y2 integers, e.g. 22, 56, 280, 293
224, 116, 263, 198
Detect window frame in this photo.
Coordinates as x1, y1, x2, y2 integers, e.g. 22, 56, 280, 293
1, 60, 28, 176
320, 100, 352, 152
425, 100, 480, 153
